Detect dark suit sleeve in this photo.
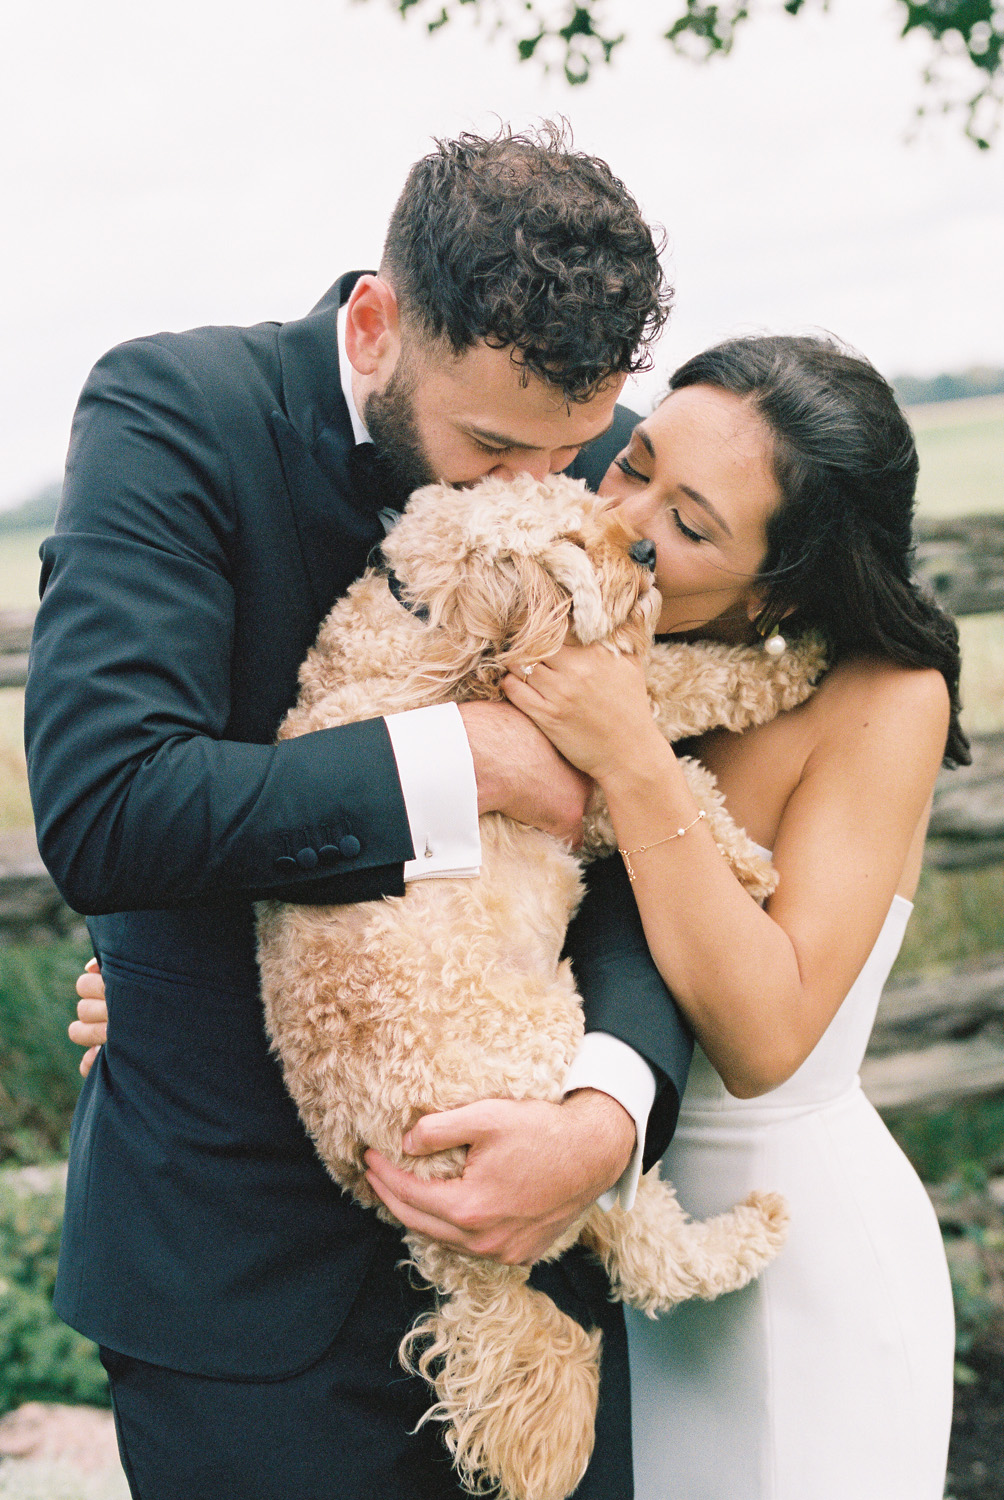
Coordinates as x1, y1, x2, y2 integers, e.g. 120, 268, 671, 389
567, 402, 637, 492
565, 403, 694, 1165
564, 858, 694, 1168
24, 338, 414, 915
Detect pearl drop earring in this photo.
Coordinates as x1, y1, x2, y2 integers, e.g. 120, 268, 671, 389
762, 625, 787, 657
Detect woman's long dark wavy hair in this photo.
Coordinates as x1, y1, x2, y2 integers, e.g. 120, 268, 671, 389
669, 334, 970, 767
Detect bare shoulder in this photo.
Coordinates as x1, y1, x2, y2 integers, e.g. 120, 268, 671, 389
808, 657, 950, 755
690, 656, 949, 851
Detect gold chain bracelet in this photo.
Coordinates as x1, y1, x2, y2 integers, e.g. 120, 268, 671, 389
618, 809, 706, 883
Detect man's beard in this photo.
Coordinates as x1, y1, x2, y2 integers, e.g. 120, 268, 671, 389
363, 361, 437, 513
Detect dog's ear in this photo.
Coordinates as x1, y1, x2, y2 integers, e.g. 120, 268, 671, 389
450, 549, 572, 664
406, 546, 572, 698
538, 537, 608, 645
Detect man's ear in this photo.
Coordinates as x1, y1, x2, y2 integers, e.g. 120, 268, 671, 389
344, 275, 401, 382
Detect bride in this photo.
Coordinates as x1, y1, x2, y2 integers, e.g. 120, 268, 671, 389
71, 333, 964, 1499
501, 332, 963, 1500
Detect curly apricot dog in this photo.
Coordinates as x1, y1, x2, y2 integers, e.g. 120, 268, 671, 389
257, 473, 825, 1500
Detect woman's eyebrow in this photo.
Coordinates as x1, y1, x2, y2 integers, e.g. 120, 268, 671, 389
680, 486, 733, 539
635, 426, 656, 460
634, 426, 734, 538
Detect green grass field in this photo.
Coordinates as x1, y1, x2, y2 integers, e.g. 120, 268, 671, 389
0, 529, 46, 610
0, 398, 998, 599
0, 397, 1000, 851
913, 395, 1004, 519
0, 689, 29, 832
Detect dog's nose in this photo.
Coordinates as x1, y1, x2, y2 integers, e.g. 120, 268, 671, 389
629, 539, 657, 571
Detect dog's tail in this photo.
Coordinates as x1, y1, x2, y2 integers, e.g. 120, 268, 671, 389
400, 1241, 600, 1500
582, 1166, 789, 1317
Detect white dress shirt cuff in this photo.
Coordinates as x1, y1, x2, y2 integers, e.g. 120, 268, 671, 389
384, 704, 482, 881
564, 1031, 657, 1212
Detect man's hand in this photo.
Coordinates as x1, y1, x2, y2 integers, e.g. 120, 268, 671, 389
69, 957, 107, 1078
364, 1088, 635, 1265
458, 699, 592, 847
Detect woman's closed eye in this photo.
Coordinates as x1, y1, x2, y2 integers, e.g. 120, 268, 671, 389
615, 453, 649, 483
672, 509, 709, 544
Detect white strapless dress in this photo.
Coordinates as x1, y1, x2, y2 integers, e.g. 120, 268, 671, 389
627, 894, 955, 1500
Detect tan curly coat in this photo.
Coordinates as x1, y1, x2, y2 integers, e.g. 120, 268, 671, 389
256, 473, 825, 1500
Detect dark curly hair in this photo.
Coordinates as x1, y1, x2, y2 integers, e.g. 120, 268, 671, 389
669, 334, 970, 767
380, 121, 672, 402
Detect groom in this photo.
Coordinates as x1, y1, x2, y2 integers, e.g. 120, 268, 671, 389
27, 125, 692, 1498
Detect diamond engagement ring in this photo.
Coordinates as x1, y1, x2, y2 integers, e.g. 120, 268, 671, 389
522, 664, 536, 681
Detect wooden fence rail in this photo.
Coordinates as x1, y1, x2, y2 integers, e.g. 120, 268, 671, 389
1, 514, 1001, 690
862, 953, 1004, 1111
2, 511, 1001, 1113
0, 607, 34, 690
913, 512, 1004, 618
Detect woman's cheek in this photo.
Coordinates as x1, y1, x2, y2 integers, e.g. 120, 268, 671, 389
596, 468, 625, 501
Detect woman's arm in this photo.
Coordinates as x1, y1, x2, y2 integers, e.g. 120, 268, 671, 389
504, 647, 949, 1097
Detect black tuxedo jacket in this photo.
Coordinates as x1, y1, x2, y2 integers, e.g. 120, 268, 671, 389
26, 274, 693, 1378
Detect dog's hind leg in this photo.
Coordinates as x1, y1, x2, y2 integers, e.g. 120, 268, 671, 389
400, 1238, 601, 1500
580, 1167, 790, 1317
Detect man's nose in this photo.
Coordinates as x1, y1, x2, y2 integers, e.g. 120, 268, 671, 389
491, 453, 558, 483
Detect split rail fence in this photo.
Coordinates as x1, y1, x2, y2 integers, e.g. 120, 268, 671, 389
2, 514, 1003, 1114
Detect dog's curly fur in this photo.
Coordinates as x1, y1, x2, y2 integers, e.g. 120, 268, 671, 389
256, 473, 826, 1500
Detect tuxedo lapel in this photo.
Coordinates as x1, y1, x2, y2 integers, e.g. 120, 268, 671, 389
269, 409, 384, 623
275, 273, 362, 451
273, 271, 390, 621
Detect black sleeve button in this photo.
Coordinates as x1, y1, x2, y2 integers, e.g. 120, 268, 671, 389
318, 844, 341, 865
338, 834, 361, 859
273, 855, 297, 872
295, 847, 319, 871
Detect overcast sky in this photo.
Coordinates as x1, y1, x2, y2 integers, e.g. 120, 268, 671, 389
2, 0, 1003, 508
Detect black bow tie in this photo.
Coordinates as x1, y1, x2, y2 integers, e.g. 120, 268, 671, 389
345, 443, 404, 520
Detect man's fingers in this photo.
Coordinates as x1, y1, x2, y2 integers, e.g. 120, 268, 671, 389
403, 1102, 494, 1156
75, 998, 107, 1024
364, 1149, 469, 1219
76, 972, 105, 1001
84, 956, 100, 974
364, 1172, 473, 1249
79, 1045, 101, 1079
69, 1019, 107, 1048
365, 1165, 558, 1266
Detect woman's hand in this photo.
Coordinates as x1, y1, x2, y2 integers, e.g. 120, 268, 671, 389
502, 643, 660, 784
69, 957, 107, 1078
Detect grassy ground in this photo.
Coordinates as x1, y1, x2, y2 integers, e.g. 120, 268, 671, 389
893, 862, 1004, 978
0, 532, 46, 612
913, 395, 1004, 520
0, 689, 30, 831
888, 1096, 1004, 1185
0, 938, 95, 1165
957, 615, 1004, 737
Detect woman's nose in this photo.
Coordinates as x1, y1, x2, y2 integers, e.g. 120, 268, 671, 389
629, 538, 658, 571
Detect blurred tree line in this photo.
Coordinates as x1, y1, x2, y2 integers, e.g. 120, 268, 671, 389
895, 366, 1004, 404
